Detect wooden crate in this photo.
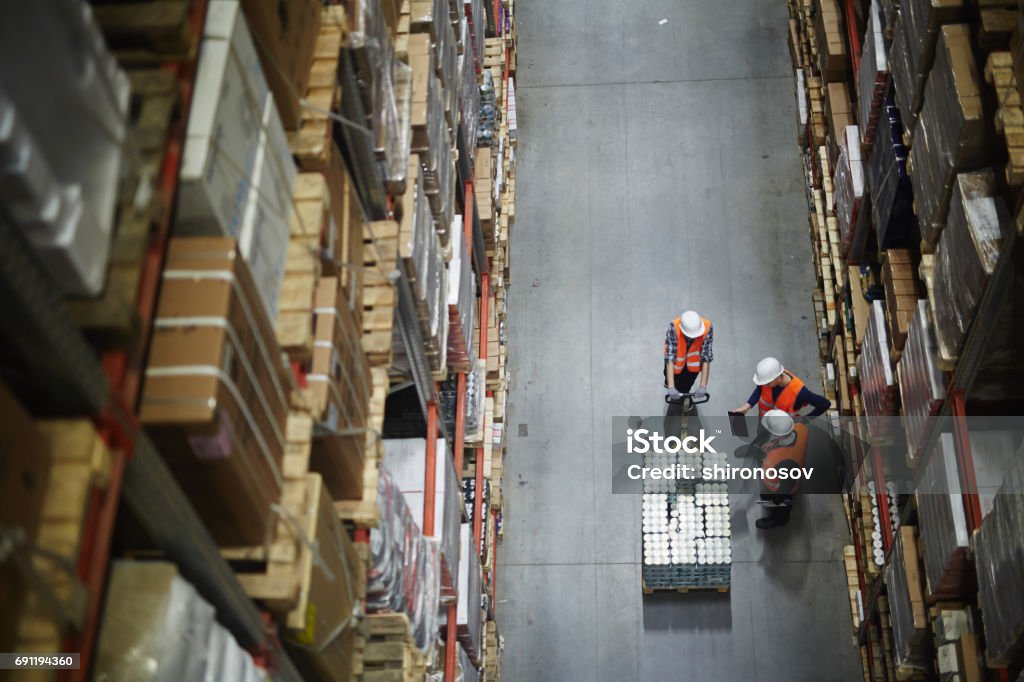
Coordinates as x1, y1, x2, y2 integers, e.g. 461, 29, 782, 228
355, 613, 427, 682
334, 367, 389, 528
289, 9, 346, 171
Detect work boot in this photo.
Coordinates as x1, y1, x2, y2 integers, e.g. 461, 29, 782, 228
755, 515, 788, 530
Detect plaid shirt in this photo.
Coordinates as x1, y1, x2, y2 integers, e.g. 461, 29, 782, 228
664, 321, 714, 365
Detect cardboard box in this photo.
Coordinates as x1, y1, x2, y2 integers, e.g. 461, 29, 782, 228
284, 474, 361, 681
0, 385, 51, 652
308, 278, 369, 500
141, 237, 290, 545
241, 0, 322, 130
177, 3, 267, 238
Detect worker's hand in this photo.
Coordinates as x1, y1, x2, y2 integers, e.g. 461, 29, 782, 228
692, 386, 708, 399
731, 404, 751, 415
666, 387, 681, 399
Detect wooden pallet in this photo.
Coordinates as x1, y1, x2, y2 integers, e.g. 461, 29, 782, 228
334, 367, 389, 528
289, 8, 346, 171
91, 0, 198, 65
641, 579, 731, 595
276, 175, 326, 361
64, 69, 180, 344
985, 52, 1024, 186
355, 613, 426, 682
361, 220, 399, 368
14, 421, 113, 655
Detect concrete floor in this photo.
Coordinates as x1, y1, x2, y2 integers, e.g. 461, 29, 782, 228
496, 1, 863, 680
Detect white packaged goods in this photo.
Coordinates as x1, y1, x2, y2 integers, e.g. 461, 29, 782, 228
0, 3, 130, 294
239, 94, 295, 319
177, 0, 268, 236
95, 561, 261, 682
382, 437, 461, 582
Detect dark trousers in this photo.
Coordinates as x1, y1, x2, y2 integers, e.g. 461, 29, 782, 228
665, 370, 699, 393
759, 494, 794, 525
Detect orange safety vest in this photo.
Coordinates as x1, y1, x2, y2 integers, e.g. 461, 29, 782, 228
758, 371, 805, 415
665, 317, 711, 374
762, 424, 810, 494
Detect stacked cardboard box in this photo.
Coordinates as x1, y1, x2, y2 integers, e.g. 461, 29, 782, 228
929, 170, 1008, 369
880, 249, 922, 356
834, 125, 865, 246
307, 277, 372, 500
884, 526, 931, 675
447, 219, 477, 371
815, 0, 849, 82
890, 0, 965, 131
909, 24, 986, 248
916, 434, 971, 599
141, 237, 291, 545
858, 301, 899, 436
857, 2, 889, 146
897, 301, 945, 462
825, 82, 854, 167
176, 1, 296, 320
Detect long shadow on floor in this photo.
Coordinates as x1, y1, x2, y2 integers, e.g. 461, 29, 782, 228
641, 591, 733, 631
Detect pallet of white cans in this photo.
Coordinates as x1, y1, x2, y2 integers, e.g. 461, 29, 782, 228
641, 485, 732, 593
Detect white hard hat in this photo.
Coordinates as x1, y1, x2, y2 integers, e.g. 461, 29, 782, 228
680, 310, 705, 338
762, 410, 795, 437
753, 357, 785, 385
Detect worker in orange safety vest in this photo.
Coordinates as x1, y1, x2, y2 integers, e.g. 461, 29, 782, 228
730, 357, 831, 417
663, 310, 713, 401
756, 410, 810, 529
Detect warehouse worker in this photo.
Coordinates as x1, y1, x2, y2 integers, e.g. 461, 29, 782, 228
730, 357, 831, 417
663, 310, 713, 399
756, 410, 810, 530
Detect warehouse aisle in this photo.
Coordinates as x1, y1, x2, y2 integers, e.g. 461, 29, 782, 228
497, 1, 861, 680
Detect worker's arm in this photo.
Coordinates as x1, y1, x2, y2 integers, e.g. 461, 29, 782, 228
698, 326, 714, 390
795, 387, 831, 417
664, 323, 676, 390
731, 387, 760, 414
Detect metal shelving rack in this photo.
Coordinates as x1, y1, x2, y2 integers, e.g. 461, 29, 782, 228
0, 1, 302, 678
828, 2, 1022, 679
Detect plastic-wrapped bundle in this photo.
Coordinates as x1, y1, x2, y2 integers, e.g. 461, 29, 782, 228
465, 359, 487, 437
347, 0, 411, 194
0, 2, 130, 295
930, 170, 1007, 368
869, 95, 915, 249
975, 446, 1024, 667
879, 0, 900, 33
383, 438, 461, 596
889, 8, 923, 131
834, 125, 864, 245
857, 2, 889, 145
95, 562, 264, 682
898, 301, 944, 461
901, 0, 965, 86
858, 301, 899, 430
885, 527, 932, 673
910, 24, 986, 246
368, 467, 442, 652
464, 0, 486, 71
916, 434, 970, 599
458, 22, 480, 166
456, 523, 483, 663
446, 221, 477, 371
477, 71, 499, 149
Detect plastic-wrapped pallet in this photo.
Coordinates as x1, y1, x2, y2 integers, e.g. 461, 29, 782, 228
858, 301, 898, 428
464, 0, 486, 71
885, 527, 932, 674
916, 434, 970, 598
368, 467, 441, 652
898, 301, 944, 461
909, 24, 986, 247
857, 2, 889, 145
834, 125, 864, 245
889, 8, 922, 130
383, 438, 462, 591
347, 0, 411, 194
95, 561, 265, 682
458, 20, 481, 166
930, 170, 1007, 369
0, 2, 129, 295
975, 445, 1024, 667
447, 221, 477, 371
868, 95, 915, 249
455, 522, 483, 663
